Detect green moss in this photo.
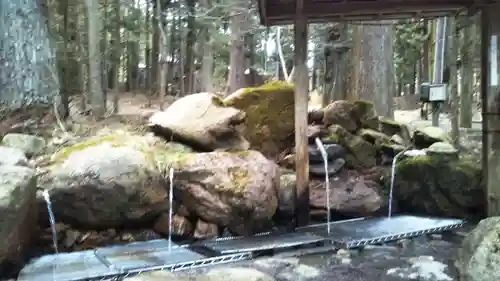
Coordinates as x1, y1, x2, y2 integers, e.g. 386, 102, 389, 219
211, 94, 225, 107
226, 166, 250, 194
222, 81, 295, 158
51, 135, 125, 163
353, 100, 375, 118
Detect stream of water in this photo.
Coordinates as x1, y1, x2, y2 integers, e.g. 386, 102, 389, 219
168, 167, 174, 253
314, 138, 331, 235
42, 189, 59, 254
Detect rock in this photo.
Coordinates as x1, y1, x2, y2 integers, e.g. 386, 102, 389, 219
426, 142, 459, 159
309, 169, 382, 216
323, 100, 359, 132
171, 150, 279, 235
308, 143, 345, 163
379, 119, 411, 145
358, 129, 391, 146
40, 135, 178, 228
148, 92, 249, 151
307, 125, 328, 141
203, 267, 276, 281
193, 219, 219, 239
153, 213, 193, 237
390, 134, 405, 145
0, 146, 28, 166
413, 126, 451, 149
0, 166, 37, 268
1, 133, 46, 158
309, 158, 346, 177
393, 155, 484, 219
223, 81, 295, 159
278, 172, 296, 217
456, 217, 500, 281
308, 108, 324, 124
326, 125, 377, 169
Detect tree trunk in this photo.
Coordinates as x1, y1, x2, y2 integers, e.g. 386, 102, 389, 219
157, 0, 169, 109
199, 0, 214, 93
85, 0, 106, 117
0, 0, 60, 109
227, 0, 248, 94
348, 23, 395, 118
460, 18, 476, 128
185, 0, 196, 94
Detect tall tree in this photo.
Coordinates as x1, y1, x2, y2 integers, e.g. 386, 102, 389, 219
85, 0, 106, 117
227, 0, 248, 94
0, 0, 60, 110
348, 23, 395, 118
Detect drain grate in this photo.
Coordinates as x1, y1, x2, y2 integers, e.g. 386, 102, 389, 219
297, 215, 465, 248
203, 232, 326, 254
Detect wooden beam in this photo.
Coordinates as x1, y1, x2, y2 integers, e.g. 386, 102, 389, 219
294, 0, 310, 227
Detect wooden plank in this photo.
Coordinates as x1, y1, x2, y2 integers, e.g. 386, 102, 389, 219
482, 6, 500, 217
294, 0, 310, 227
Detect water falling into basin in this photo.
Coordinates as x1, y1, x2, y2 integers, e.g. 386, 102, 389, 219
388, 148, 426, 218
168, 167, 174, 253
314, 138, 331, 235
42, 189, 59, 254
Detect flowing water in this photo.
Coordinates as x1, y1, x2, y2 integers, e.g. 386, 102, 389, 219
389, 149, 427, 218
168, 167, 174, 253
42, 189, 59, 254
314, 138, 331, 235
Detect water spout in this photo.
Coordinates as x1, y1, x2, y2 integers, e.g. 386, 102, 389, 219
42, 189, 59, 254
388, 148, 426, 218
314, 138, 331, 235
168, 167, 174, 253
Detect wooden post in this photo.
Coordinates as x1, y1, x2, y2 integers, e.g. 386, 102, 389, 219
482, 6, 500, 216
293, 0, 310, 227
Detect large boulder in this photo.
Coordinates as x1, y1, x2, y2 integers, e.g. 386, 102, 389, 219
148, 92, 249, 151
322, 100, 359, 133
39, 134, 190, 228
0, 165, 38, 270
171, 150, 280, 235
223, 81, 295, 159
456, 217, 500, 281
0, 146, 28, 166
393, 155, 484, 219
1, 133, 46, 158
309, 169, 382, 216
412, 126, 451, 149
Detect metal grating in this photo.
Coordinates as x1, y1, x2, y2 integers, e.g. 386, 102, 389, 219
17, 240, 253, 281
202, 232, 326, 254
95, 242, 205, 272
297, 215, 465, 248
16, 250, 120, 281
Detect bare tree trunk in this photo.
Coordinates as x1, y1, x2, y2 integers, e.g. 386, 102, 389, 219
199, 0, 214, 92
0, 0, 60, 109
348, 23, 395, 118
85, 0, 106, 117
227, 0, 248, 94
460, 17, 476, 128
157, 0, 169, 109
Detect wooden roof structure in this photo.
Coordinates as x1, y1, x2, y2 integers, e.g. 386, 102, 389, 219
257, 0, 491, 25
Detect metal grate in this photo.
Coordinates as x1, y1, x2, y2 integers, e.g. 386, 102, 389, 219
297, 215, 465, 248
203, 232, 326, 254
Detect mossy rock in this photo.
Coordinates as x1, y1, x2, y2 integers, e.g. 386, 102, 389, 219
223, 81, 295, 159
412, 126, 451, 149
392, 155, 484, 219
379, 119, 411, 145
358, 129, 391, 147
456, 217, 500, 281
50, 134, 194, 173
327, 125, 377, 169
352, 100, 378, 130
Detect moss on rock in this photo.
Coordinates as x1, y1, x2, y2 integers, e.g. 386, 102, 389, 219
327, 125, 377, 169
393, 155, 484, 219
223, 81, 295, 159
